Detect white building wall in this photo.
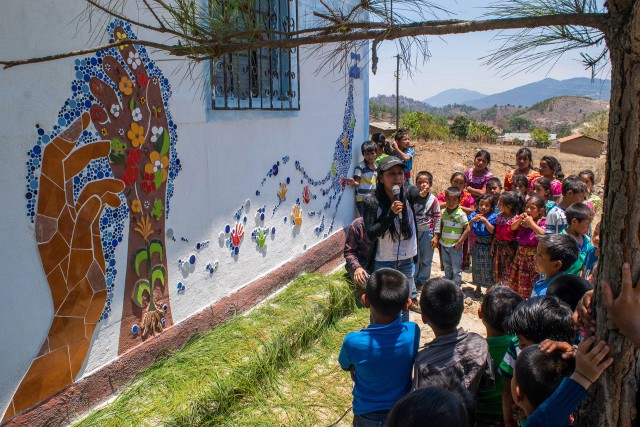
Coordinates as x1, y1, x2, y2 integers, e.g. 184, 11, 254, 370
0, 0, 367, 417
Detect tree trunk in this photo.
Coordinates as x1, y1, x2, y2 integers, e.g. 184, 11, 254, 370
579, 1, 640, 425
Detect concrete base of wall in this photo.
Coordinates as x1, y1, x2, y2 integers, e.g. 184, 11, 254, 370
3, 229, 346, 427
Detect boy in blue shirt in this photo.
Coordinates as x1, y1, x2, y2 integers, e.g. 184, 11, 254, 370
560, 203, 594, 275
339, 268, 420, 425
531, 234, 579, 297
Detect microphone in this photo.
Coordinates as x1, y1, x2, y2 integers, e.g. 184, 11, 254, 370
392, 185, 402, 222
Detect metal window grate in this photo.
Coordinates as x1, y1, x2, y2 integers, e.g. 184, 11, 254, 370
210, 0, 300, 110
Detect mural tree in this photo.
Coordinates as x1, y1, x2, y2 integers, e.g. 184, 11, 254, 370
3, 0, 640, 424
86, 25, 174, 353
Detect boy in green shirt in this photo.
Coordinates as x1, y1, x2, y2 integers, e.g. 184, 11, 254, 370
436, 187, 470, 287
476, 286, 524, 426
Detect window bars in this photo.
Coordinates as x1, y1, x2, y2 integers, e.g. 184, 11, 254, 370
210, 0, 300, 110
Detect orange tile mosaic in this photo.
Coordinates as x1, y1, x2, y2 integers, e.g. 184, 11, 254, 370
37, 232, 69, 275
11, 346, 72, 414
63, 142, 111, 179
85, 290, 107, 325
57, 277, 93, 317
47, 265, 68, 313
69, 339, 91, 379
47, 316, 86, 352
66, 249, 94, 287
34, 215, 57, 244
86, 260, 106, 292
56, 206, 74, 246
40, 143, 66, 186
36, 175, 66, 219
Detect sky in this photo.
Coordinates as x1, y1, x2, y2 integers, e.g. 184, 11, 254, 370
369, 0, 610, 100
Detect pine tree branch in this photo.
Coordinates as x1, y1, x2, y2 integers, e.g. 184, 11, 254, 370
0, 13, 608, 69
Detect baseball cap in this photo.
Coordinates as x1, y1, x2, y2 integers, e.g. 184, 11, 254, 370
378, 156, 403, 171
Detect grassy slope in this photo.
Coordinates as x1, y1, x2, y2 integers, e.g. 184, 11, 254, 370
75, 272, 363, 427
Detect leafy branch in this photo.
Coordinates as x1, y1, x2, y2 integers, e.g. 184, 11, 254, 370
0, 0, 609, 72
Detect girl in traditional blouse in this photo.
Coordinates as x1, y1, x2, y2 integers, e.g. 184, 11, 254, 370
503, 148, 541, 191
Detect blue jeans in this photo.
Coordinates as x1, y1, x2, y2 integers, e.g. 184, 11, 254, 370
374, 259, 417, 322
441, 245, 463, 287
415, 230, 435, 284
353, 410, 389, 427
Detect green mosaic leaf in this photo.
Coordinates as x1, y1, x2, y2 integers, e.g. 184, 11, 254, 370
151, 265, 166, 288
109, 138, 126, 163
149, 239, 163, 259
160, 130, 170, 157
133, 248, 149, 276
129, 98, 135, 111
132, 279, 151, 308
154, 169, 163, 188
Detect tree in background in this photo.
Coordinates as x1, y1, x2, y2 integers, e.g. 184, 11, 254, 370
467, 121, 498, 143
400, 111, 450, 141
582, 110, 609, 142
450, 115, 470, 139
531, 127, 551, 147
508, 115, 533, 132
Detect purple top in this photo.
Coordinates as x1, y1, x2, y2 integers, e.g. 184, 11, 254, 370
516, 217, 547, 247
465, 168, 494, 190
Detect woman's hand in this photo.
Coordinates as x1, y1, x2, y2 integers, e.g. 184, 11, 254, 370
391, 200, 403, 215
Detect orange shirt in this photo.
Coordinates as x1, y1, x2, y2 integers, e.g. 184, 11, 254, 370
503, 169, 541, 191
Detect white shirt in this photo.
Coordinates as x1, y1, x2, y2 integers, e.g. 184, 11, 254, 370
375, 202, 418, 261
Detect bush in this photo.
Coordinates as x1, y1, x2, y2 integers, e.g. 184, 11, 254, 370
400, 111, 450, 141
467, 122, 498, 143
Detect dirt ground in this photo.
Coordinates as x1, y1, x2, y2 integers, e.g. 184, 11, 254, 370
407, 140, 607, 344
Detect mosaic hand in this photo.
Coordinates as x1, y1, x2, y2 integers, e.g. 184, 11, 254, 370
5, 113, 124, 420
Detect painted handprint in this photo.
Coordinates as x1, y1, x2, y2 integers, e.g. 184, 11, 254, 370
277, 182, 288, 202
5, 114, 125, 420
302, 185, 311, 204
231, 223, 245, 248
292, 205, 303, 227
88, 25, 173, 353
255, 228, 268, 249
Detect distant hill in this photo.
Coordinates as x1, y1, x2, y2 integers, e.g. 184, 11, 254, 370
423, 89, 486, 107
421, 77, 610, 109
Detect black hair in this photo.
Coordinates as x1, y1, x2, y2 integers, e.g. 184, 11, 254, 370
547, 275, 593, 311
537, 234, 580, 272
486, 177, 502, 189
533, 177, 553, 201
445, 186, 462, 201
515, 346, 575, 409
513, 175, 529, 190
420, 278, 464, 329
475, 194, 495, 213
499, 191, 525, 215
561, 175, 588, 196
374, 172, 413, 242
366, 268, 409, 317
541, 156, 565, 180
416, 170, 433, 185
475, 149, 491, 169
526, 194, 546, 217
579, 169, 596, 186
505, 295, 575, 344
371, 132, 383, 144
516, 147, 533, 164
360, 140, 377, 156
387, 385, 471, 427
566, 202, 595, 224
450, 171, 467, 184
481, 286, 524, 333
395, 128, 409, 141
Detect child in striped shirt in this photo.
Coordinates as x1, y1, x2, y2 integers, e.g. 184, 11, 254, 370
436, 187, 470, 287
348, 141, 378, 216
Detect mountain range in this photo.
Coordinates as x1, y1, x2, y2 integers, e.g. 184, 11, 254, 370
422, 77, 610, 108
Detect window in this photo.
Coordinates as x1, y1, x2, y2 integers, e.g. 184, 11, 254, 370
210, 0, 300, 110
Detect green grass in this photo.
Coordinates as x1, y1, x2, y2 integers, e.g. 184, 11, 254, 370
75, 272, 361, 427
215, 307, 370, 427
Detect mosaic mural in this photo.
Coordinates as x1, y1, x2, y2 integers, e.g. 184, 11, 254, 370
14, 21, 180, 418
13, 12, 358, 416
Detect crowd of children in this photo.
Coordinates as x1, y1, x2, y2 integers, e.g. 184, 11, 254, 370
339, 136, 639, 426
